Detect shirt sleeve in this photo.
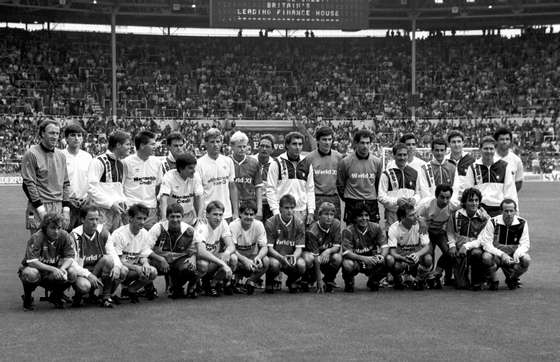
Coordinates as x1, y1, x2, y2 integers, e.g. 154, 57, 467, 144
193, 172, 204, 197
105, 231, 123, 267
514, 221, 530, 257
253, 161, 263, 188
158, 173, 171, 199
503, 165, 518, 205
378, 173, 398, 209
341, 228, 353, 256
446, 213, 457, 248
21, 151, 42, 207
227, 157, 235, 183
417, 166, 431, 201
375, 225, 388, 248
88, 158, 112, 209
62, 232, 76, 259
514, 157, 524, 182
295, 220, 305, 248
255, 221, 267, 248
265, 218, 276, 247
336, 158, 347, 199
419, 232, 430, 246
193, 223, 208, 245
387, 223, 399, 248
305, 228, 321, 255
147, 223, 162, 249
139, 231, 154, 258
475, 219, 501, 255
306, 164, 315, 214
61, 153, 71, 204
24, 235, 41, 264
266, 160, 280, 215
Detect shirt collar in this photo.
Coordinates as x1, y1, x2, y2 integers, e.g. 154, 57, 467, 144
40, 143, 55, 153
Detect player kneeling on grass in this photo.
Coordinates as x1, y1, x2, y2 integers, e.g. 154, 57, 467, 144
19, 213, 80, 310
303, 202, 342, 293
229, 201, 269, 295
386, 202, 433, 290
193, 201, 236, 297
471, 199, 530, 290
71, 206, 126, 308
107, 203, 158, 303
265, 194, 307, 293
341, 205, 387, 293
449, 188, 489, 290
148, 203, 202, 299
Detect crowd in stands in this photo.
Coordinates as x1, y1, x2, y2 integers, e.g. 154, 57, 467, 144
1, 28, 560, 120
1, 28, 560, 175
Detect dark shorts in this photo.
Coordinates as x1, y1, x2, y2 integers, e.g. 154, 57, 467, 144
344, 199, 380, 223
481, 204, 501, 218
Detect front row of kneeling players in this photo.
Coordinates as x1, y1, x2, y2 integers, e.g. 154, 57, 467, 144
18, 188, 531, 310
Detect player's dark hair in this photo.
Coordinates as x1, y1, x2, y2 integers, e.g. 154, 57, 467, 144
128, 203, 150, 218
284, 131, 304, 146
206, 200, 225, 214
479, 136, 496, 148
80, 205, 100, 220
493, 127, 512, 141
431, 138, 448, 150
239, 200, 258, 214
108, 130, 131, 150
353, 129, 372, 144
38, 119, 60, 138
447, 130, 465, 143
40, 213, 64, 234
460, 187, 482, 209
500, 198, 517, 210
134, 130, 156, 150
175, 153, 197, 171
399, 133, 416, 144
166, 203, 184, 217
166, 132, 185, 146
435, 184, 453, 197
259, 134, 274, 147
392, 142, 408, 156
315, 126, 333, 141
396, 202, 415, 221
279, 194, 296, 208
351, 203, 370, 221
64, 124, 86, 138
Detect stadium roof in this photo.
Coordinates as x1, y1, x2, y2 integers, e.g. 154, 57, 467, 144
1, 0, 560, 31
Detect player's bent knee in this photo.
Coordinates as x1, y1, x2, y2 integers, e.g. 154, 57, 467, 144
481, 252, 494, 266
197, 260, 209, 274
520, 254, 531, 268
296, 257, 306, 273
341, 259, 355, 272
268, 257, 281, 273
75, 277, 92, 294
261, 256, 270, 269
20, 267, 41, 284
330, 253, 342, 266
421, 254, 433, 267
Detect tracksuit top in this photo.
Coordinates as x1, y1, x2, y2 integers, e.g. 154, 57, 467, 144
88, 150, 127, 209
418, 159, 457, 201
266, 152, 315, 215
447, 208, 489, 249
465, 215, 530, 257
461, 157, 518, 208
378, 166, 420, 212
148, 221, 196, 261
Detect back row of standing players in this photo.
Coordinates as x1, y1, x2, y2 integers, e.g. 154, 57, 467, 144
18, 121, 530, 309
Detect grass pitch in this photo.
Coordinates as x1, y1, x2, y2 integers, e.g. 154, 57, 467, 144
1, 183, 559, 361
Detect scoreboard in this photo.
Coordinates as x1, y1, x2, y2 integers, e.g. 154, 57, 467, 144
210, 0, 369, 30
